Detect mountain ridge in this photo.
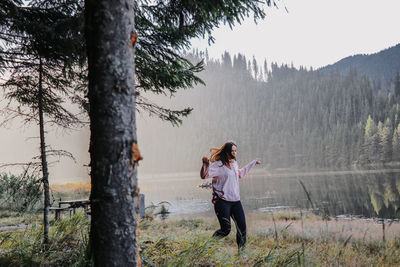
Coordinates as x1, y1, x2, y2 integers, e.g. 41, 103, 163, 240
319, 43, 400, 86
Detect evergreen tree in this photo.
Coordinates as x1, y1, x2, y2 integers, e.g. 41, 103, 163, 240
252, 56, 259, 79
0, 0, 85, 246
222, 51, 232, 68
395, 72, 400, 97
379, 119, 392, 162
392, 123, 400, 162
362, 115, 376, 163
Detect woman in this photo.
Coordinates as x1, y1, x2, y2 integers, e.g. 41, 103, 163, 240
200, 141, 261, 249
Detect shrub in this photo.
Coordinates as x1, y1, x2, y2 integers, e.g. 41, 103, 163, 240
0, 172, 42, 212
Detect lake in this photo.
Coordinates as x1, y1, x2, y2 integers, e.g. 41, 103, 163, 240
140, 169, 400, 219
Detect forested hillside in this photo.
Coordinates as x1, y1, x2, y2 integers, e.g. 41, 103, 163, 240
320, 43, 400, 89
139, 51, 400, 174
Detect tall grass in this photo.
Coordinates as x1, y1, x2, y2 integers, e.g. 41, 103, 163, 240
139, 218, 303, 266
2, 208, 400, 266
0, 212, 92, 266
139, 212, 400, 266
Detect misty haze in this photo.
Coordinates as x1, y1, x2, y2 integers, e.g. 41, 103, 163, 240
4, 45, 400, 219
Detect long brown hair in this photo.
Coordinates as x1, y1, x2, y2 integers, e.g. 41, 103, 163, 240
210, 141, 236, 165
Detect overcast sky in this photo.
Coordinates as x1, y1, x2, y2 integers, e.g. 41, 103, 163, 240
191, 0, 400, 69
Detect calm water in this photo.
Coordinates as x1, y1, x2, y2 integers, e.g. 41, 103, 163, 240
140, 169, 400, 219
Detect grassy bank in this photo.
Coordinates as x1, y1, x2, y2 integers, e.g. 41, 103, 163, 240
0, 212, 90, 266
139, 211, 400, 266
0, 210, 41, 228
1, 210, 400, 266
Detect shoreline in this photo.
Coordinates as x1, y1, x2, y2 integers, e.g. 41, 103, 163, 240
48, 166, 400, 184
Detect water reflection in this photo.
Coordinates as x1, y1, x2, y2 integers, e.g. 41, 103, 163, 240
140, 170, 400, 219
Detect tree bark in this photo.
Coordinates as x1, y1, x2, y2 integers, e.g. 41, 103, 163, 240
84, 0, 138, 265
38, 56, 50, 247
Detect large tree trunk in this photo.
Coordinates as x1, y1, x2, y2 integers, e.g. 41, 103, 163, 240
38, 56, 50, 247
84, 0, 138, 265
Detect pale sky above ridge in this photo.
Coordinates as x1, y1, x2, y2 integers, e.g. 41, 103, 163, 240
191, 0, 400, 69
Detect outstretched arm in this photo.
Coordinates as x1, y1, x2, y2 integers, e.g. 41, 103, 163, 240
239, 159, 261, 179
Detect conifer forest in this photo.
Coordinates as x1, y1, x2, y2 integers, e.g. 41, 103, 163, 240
140, 49, 400, 173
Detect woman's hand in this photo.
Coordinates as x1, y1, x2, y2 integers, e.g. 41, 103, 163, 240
202, 156, 210, 165
255, 158, 261, 165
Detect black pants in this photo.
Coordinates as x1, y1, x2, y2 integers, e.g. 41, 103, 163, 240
212, 196, 246, 248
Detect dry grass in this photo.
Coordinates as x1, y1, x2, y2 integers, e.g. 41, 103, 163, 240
0, 210, 41, 228
0, 212, 91, 266
51, 182, 91, 193
139, 210, 400, 266
50, 182, 91, 205
246, 211, 400, 242
2, 206, 400, 266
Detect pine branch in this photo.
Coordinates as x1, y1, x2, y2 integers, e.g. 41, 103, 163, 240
136, 95, 192, 126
